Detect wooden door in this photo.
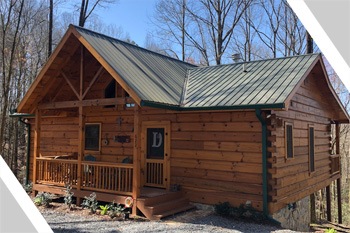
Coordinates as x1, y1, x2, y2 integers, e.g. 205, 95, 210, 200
141, 121, 170, 189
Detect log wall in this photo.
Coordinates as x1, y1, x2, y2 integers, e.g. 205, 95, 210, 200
141, 108, 264, 211
269, 73, 340, 213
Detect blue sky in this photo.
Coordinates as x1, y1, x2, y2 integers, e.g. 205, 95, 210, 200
97, 0, 158, 45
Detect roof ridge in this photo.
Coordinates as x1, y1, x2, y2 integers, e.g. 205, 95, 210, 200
187, 53, 321, 71
71, 24, 197, 68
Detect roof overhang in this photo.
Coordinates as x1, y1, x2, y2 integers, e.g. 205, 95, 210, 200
283, 54, 349, 123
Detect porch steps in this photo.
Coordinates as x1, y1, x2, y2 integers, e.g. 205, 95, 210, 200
137, 190, 194, 220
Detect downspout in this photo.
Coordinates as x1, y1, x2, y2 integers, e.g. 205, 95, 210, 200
255, 109, 280, 225
9, 110, 33, 185
19, 118, 31, 185
255, 109, 268, 216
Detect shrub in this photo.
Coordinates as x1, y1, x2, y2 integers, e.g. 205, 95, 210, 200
108, 202, 126, 219
325, 229, 337, 233
215, 201, 266, 223
215, 202, 231, 216
63, 184, 74, 210
34, 192, 53, 207
82, 192, 98, 214
23, 182, 33, 194
100, 204, 109, 215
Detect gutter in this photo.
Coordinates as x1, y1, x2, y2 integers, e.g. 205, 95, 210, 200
141, 100, 285, 111
255, 109, 281, 225
9, 110, 34, 185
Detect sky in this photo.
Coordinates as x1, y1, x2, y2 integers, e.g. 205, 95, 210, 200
93, 0, 158, 46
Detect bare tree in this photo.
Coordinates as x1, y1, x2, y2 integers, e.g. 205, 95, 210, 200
48, 0, 53, 57
0, 0, 25, 156
78, 0, 116, 27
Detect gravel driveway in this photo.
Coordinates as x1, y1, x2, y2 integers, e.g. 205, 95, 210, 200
40, 204, 307, 233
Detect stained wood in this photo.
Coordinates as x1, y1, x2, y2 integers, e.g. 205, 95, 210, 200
132, 105, 141, 214
269, 72, 343, 214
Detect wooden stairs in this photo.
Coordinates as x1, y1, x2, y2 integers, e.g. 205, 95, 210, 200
136, 188, 194, 220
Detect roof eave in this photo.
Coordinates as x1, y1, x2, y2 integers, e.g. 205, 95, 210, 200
141, 100, 285, 111
318, 55, 350, 123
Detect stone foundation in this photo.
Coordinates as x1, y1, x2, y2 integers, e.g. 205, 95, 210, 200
272, 196, 311, 232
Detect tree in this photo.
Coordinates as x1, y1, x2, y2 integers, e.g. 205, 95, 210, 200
0, 0, 25, 157
78, 0, 116, 27
153, 0, 251, 65
48, 0, 53, 57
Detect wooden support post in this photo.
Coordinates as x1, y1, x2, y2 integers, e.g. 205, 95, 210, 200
132, 105, 141, 216
310, 193, 316, 223
76, 45, 85, 205
326, 185, 331, 221
337, 178, 342, 224
33, 109, 41, 196
335, 122, 342, 224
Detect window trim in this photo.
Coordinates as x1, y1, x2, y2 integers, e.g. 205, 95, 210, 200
285, 122, 294, 159
84, 123, 101, 152
309, 125, 315, 173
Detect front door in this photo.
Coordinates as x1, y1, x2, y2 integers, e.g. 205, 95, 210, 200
142, 121, 170, 189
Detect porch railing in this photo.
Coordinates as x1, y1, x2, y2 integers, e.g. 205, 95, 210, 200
36, 158, 133, 195
36, 158, 78, 186
81, 161, 133, 194
145, 159, 164, 187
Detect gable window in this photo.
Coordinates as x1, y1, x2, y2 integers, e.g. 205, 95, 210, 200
309, 125, 315, 172
85, 123, 101, 151
105, 80, 116, 108
285, 123, 294, 159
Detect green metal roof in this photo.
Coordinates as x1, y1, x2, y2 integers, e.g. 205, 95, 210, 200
183, 54, 319, 108
76, 26, 321, 110
75, 26, 195, 105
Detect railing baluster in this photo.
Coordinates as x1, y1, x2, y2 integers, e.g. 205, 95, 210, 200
36, 158, 133, 195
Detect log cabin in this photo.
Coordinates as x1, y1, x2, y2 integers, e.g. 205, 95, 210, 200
16, 25, 349, 222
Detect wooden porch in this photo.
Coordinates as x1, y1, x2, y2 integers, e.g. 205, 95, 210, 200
35, 157, 133, 195
33, 157, 193, 220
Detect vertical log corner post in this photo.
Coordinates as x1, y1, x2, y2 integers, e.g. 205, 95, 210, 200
33, 108, 42, 196
132, 105, 141, 216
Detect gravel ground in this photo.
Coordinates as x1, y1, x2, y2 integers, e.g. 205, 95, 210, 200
40, 203, 308, 233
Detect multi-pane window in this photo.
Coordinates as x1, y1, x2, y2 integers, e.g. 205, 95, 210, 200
285, 123, 294, 159
85, 123, 101, 151
309, 126, 315, 172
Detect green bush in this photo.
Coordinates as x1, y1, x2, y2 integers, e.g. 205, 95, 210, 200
23, 182, 32, 194
99, 204, 109, 215
215, 201, 266, 223
108, 202, 126, 219
34, 192, 53, 207
215, 202, 231, 216
63, 184, 74, 210
325, 228, 337, 233
82, 192, 98, 214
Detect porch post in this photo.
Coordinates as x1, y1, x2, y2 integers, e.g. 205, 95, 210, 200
132, 105, 141, 216
77, 105, 84, 204
335, 122, 342, 224
33, 108, 41, 195
76, 45, 85, 204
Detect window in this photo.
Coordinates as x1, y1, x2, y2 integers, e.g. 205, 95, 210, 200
105, 80, 116, 98
105, 80, 116, 108
309, 126, 315, 172
285, 123, 294, 159
85, 123, 101, 151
